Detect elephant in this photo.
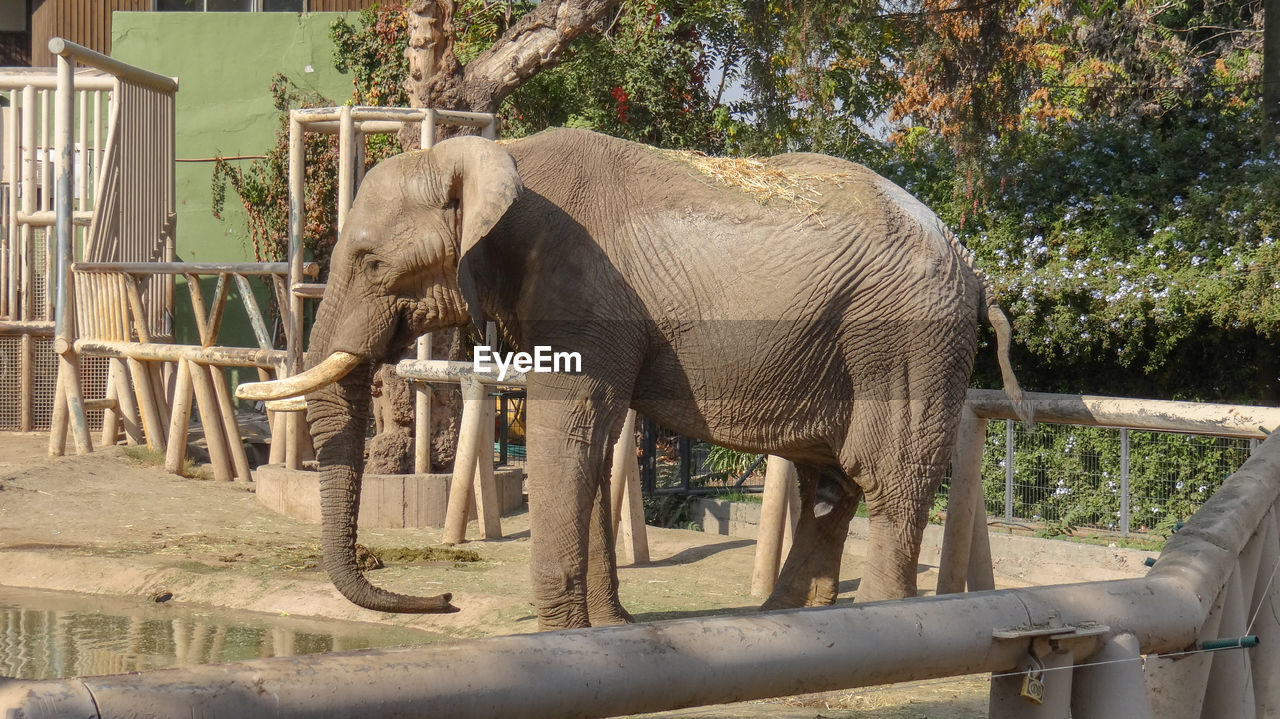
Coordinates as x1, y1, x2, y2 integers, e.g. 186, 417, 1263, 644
239, 128, 1026, 630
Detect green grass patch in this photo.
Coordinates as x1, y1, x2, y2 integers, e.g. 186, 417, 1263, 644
123, 446, 214, 481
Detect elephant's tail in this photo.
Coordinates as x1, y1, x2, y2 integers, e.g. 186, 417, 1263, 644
936, 222, 1033, 425
984, 299, 1034, 426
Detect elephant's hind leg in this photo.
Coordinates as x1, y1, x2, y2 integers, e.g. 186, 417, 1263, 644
762, 463, 861, 610
842, 402, 956, 603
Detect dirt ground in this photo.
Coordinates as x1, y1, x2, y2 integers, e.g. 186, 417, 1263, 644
0, 432, 1022, 717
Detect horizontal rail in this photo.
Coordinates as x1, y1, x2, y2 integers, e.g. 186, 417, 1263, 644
0, 320, 55, 335
967, 388, 1280, 439
15, 210, 94, 227
291, 282, 326, 299
0, 71, 115, 91
47, 38, 177, 94
0, 574, 1203, 719
75, 339, 284, 369
292, 106, 495, 128
73, 261, 320, 277
397, 358, 527, 386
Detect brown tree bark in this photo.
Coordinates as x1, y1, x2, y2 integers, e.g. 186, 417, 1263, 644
1265, 0, 1279, 143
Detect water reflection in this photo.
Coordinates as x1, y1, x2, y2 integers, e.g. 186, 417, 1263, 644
0, 587, 436, 680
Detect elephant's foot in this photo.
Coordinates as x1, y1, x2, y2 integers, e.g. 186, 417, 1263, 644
588, 603, 635, 627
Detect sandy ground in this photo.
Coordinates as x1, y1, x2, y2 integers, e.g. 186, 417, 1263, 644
0, 431, 1092, 717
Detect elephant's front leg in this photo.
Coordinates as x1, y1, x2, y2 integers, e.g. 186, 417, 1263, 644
585, 478, 633, 626
525, 374, 626, 630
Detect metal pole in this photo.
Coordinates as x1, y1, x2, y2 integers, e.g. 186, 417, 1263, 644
337, 105, 353, 232
1004, 418, 1014, 524
1120, 428, 1130, 537
53, 47, 91, 454
285, 113, 304, 470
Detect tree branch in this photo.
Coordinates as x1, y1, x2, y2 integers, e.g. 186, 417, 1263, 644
460, 0, 620, 111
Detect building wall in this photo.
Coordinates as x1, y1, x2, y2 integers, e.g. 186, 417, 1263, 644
111, 11, 363, 355
31, 0, 150, 67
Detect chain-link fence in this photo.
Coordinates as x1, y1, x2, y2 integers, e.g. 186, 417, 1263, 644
949, 420, 1256, 536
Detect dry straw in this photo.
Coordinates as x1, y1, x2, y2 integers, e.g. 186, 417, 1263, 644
660, 149, 853, 213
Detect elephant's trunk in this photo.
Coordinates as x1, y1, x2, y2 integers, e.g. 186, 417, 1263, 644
309, 358, 456, 614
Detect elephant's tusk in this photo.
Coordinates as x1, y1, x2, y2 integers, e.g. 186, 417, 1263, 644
235, 352, 364, 401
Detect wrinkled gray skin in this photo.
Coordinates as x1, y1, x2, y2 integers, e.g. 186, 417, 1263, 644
305, 128, 1023, 629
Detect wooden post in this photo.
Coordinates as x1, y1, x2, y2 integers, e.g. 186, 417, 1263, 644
48, 363, 68, 456
189, 361, 233, 482
937, 406, 987, 594
966, 474, 996, 592
751, 457, 797, 598
413, 334, 432, 473
443, 375, 488, 544
164, 359, 194, 474
20, 333, 32, 431
610, 409, 650, 564
473, 376, 502, 539
285, 114, 305, 471
110, 357, 143, 445
210, 366, 252, 482
100, 358, 121, 446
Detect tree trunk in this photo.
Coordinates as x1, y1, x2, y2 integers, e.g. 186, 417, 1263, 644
1265, 0, 1279, 144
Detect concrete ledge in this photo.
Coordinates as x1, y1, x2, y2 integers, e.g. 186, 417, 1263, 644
695, 497, 1153, 585
255, 465, 525, 529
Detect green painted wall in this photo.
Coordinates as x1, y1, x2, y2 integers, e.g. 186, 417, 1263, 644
112, 11, 357, 265
111, 12, 359, 385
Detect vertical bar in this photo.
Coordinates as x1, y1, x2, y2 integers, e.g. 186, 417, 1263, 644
609, 409, 637, 536
337, 105, 353, 232
54, 50, 91, 455
938, 406, 988, 594
1004, 418, 1014, 523
678, 435, 691, 492
989, 649, 1074, 718
285, 113, 304, 470
499, 393, 509, 465
1120, 428, 1130, 537
164, 358, 193, 474
1071, 633, 1152, 718
443, 375, 484, 545
20, 85, 34, 322
751, 456, 797, 598
641, 418, 656, 495
413, 334, 432, 474
421, 108, 437, 149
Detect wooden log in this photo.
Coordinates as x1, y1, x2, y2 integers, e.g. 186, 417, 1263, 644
74, 339, 286, 368
60, 354, 93, 455
110, 357, 143, 446
443, 376, 484, 544
128, 358, 166, 453
210, 366, 252, 482
618, 419, 649, 566
261, 367, 286, 466
19, 333, 32, 431
413, 334, 431, 474
48, 361, 68, 457
164, 359, 194, 474
70, 261, 312, 277
751, 457, 797, 598
472, 377, 502, 539
189, 361, 233, 482
937, 407, 987, 594
100, 359, 121, 446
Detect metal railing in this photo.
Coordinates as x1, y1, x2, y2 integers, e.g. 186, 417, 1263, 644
2, 391, 1279, 716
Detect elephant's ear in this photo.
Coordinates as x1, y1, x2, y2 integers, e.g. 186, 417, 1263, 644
427, 136, 522, 328
428, 136, 522, 260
